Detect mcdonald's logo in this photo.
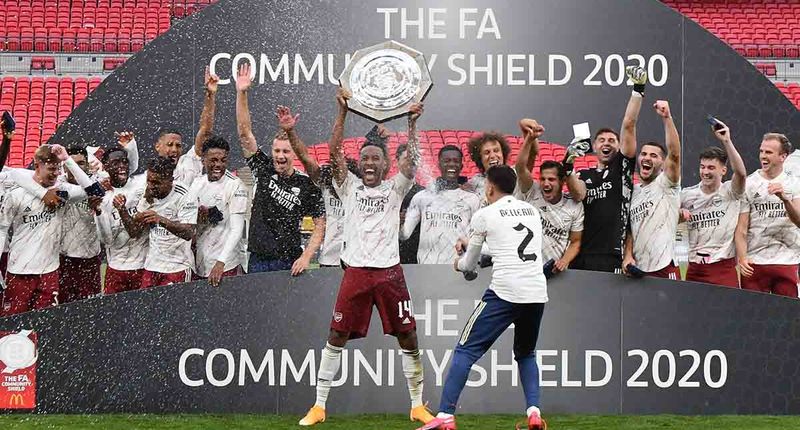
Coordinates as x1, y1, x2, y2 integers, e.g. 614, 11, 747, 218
8, 394, 24, 407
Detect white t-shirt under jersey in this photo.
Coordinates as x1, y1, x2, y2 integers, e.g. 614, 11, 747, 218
0, 182, 84, 274
189, 172, 248, 277
629, 172, 681, 272
515, 184, 584, 262
740, 170, 800, 265
95, 175, 148, 271
137, 183, 199, 273
334, 171, 412, 268
462, 196, 547, 303
318, 187, 346, 266
403, 186, 481, 264
680, 181, 742, 264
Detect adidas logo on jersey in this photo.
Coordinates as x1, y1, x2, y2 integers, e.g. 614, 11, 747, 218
402, 317, 411, 325
753, 192, 760, 199
23, 206, 31, 212
585, 179, 593, 184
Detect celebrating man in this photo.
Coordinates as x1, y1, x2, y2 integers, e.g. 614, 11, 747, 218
401, 145, 481, 264
515, 119, 583, 272
420, 165, 548, 430
735, 133, 800, 297
235, 63, 325, 274
465, 131, 511, 203
622, 100, 682, 279
298, 88, 434, 426
94, 141, 148, 294
0, 145, 85, 315
118, 157, 198, 288
680, 120, 746, 287
189, 136, 248, 286
566, 66, 645, 273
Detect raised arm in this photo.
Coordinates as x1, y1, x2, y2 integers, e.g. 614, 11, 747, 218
235, 63, 258, 158
401, 103, 424, 179
621, 66, 647, 159
0, 117, 13, 168
292, 216, 326, 276
515, 118, 544, 194
712, 120, 746, 195
115, 131, 139, 173
565, 172, 587, 202
277, 105, 320, 182
330, 88, 350, 186
654, 100, 681, 183
195, 66, 219, 156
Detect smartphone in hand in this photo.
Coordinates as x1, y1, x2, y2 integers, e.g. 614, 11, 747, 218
706, 115, 725, 132
1, 111, 15, 133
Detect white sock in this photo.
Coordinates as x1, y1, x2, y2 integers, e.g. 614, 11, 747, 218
402, 349, 424, 408
315, 342, 343, 409
437, 412, 454, 419
527, 405, 541, 417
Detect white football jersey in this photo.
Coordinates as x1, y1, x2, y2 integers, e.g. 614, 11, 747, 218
0, 182, 84, 274
318, 187, 346, 266
783, 150, 800, 177
189, 172, 248, 277
61, 193, 101, 259
403, 187, 481, 264
740, 170, 800, 265
680, 182, 742, 264
137, 183, 199, 273
629, 173, 680, 272
515, 184, 584, 262
467, 173, 488, 206
333, 171, 412, 268
95, 175, 148, 270
464, 196, 547, 303
174, 146, 203, 187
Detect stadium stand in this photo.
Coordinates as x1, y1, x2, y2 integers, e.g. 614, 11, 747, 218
663, 0, 800, 58
0, 0, 797, 170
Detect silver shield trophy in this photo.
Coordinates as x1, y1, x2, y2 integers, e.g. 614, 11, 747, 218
338, 40, 433, 123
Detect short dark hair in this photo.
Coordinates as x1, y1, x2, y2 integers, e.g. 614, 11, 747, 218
642, 141, 668, 158
468, 131, 510, 172
101, 145, 127, 164
202, 135, 230, 154
594, 128, 620, 141
147, 156, 176, 177
486, 165, 517, 195
360, 141, 389, 160
158, 128, 183, 139
763, 132, 793, 155
438, 144, 463, 159
699, 146, 728, 165
66, 143, 88, 158
540, 160, 566, 180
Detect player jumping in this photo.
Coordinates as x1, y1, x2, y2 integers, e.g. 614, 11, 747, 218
418, 162, 549, 430
298, 88, 434, 426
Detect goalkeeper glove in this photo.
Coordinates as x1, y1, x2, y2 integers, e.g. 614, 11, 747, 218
562, 137, 591, 175
626, 65, 648, 97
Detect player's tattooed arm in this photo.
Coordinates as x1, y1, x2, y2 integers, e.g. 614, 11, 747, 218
156, 216, 195, 241
292, 216, 326, 276
620, 66, 646, 159
235, 62, 259, 158
515, 118, 544, 194
277, 105, 320, 182
115, 195, 147, 238
655, 100, 681, 184
330, 88, 350, 186
195, 66, 219, 158
734, 211, 754, 277
555, 230, 582, 273
402, 103, 424, 179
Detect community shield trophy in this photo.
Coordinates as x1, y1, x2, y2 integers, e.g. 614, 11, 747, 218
338, 40, 433, 123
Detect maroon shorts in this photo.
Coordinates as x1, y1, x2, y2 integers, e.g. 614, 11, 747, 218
646, 263, 681, 280
141, 269, 193, 289
686, 258, 739, 288
59, 255, 101, 304
331, 264, 416, 340
104, 267, 145, 295
741, 264, 799, 298
191, 266, 242, 282
1, 270, 59, 316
